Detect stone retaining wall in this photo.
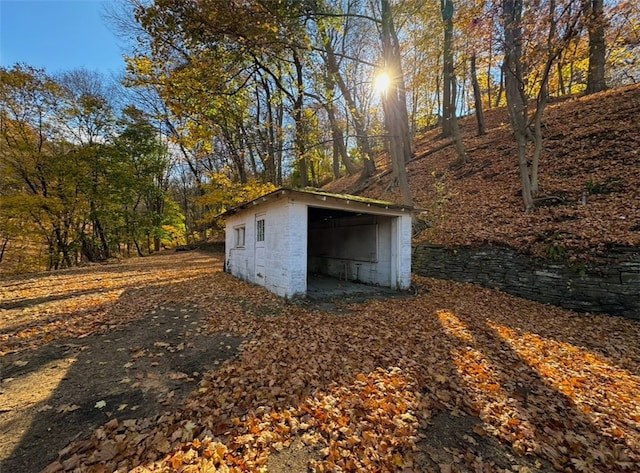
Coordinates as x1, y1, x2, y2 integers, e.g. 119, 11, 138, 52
412, 244, 640, 319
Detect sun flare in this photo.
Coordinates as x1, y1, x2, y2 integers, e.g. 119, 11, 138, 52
374, 71, 391, 94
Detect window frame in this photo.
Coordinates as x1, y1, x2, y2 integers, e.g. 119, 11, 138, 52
256, 218, 265, 242
234, 225, 246, 248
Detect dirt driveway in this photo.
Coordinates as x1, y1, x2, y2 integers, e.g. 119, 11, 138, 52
1, 252, 243, 473
2, 303, 242, 473
0, 254, 242, 473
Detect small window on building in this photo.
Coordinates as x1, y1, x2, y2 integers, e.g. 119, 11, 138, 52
234, 226, 245, 248
256, 218, 265, 242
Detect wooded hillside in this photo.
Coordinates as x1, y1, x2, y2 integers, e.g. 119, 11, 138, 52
3, 0, 639, 274
325, 84, 640, 259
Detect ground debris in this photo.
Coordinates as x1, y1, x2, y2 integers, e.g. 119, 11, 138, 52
1, 251, 639, 472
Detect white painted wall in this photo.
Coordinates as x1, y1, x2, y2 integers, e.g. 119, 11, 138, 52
225, 214, 253, 284
225, 192, 412, 297
397, 214, 412, 289
286, 201, 308, 297
225, 196, 308, 298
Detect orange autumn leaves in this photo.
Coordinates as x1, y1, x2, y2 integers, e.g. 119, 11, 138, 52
302, 369, 421, 471
3, 251, 639, 472
337, 85, 640, 260
0, 252, 220, 356
436, 306, 639, 471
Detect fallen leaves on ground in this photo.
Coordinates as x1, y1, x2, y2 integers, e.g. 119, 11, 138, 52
2, 251, 640, 472
0, 253, 218, 355
326, 85, 640, 260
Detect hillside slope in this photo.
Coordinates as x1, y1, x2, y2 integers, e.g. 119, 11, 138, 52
325, 85, 640, 259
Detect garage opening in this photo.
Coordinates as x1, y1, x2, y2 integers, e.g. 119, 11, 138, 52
307, 206, 396, 288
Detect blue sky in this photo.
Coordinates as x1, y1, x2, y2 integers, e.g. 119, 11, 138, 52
0, 0, 126, 75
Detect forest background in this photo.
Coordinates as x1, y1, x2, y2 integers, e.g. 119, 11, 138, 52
1, 0, 639, 273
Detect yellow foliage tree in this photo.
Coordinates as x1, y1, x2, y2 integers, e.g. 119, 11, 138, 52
196, 173, 276, 229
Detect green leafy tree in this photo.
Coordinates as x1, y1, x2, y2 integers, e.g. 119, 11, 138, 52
112, 106, 180, 255
1, 65, 184, 271
125, 0, 312, 184
57, 69, 120, 261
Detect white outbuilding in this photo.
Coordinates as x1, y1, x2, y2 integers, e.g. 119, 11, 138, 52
222, 188, 413, 299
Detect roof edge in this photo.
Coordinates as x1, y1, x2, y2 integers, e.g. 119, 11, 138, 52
219, 187, 415, 218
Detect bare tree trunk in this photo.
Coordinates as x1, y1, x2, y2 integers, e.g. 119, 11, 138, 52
395, 63, 413, 163
276, 89, 284, 186
516, 133, 534, 210
486, 29, 494, 108
292, 51, 308, 187
134, 238, 144, 257
309, 158, 318, 187
54, 225, 72, 269
502, 0, 535, 211
557, 61, 565, 95
441, 0, 454, 138
495, 63, 505, 107
332, 124, 353, 177
471, 53, 486, 136
585, 0, 607, 94
332, 137, 341, 179
95, 216, 110, 259
435, 56, 442, 118
259, 78, 277, 183
246, 144, 259, 177
384, 97, 413, 206
380, 0, 412, 205
530, 77, 550, 196
440, 0, 467, 163
450, 75, 467, 163
324, 76, 356, 176
322, 38, 376, 180
0, 237, 8, 264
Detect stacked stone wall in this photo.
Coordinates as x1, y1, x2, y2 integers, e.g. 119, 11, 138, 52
412, 244, 640, 319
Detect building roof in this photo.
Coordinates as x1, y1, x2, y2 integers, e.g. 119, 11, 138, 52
220, 187, 414, 218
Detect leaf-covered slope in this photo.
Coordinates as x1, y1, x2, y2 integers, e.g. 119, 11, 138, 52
325, 85, 640, 258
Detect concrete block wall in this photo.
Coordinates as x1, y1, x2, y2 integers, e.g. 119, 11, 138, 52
225, 213, 253, 283
286, 202, 308, 297
226, 190, 414, 297
412, 243, 640, 319
262, 201, 292, 297
398, 215, 413, 290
